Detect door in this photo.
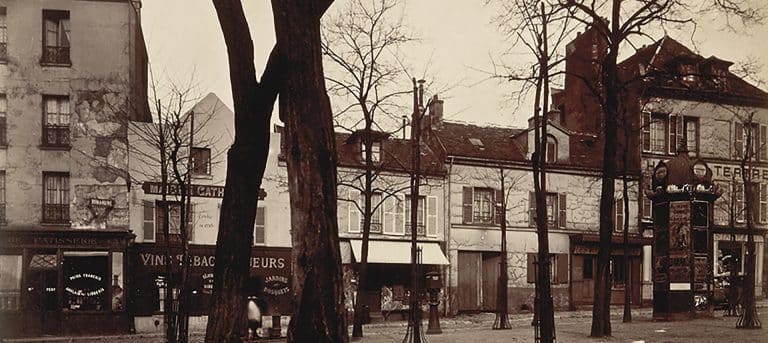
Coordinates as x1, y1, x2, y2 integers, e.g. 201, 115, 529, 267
457, 251, 481, 312
572, 255, 595, 304
26, 251, 60, 335
481, 253, 500, 311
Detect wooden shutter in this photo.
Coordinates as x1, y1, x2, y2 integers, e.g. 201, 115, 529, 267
735, 122, 744, 158
187, 203, 195, 243
760, 184, 767, 224
337, 188, 349, 232
669, 115, 678, 153
494, 189, 504, 225
427, 196, 438, 237
556, 254, 568, 284
462, 187, 473, 224
348, 190, 361, 233
760, 125, 767, 161
558, 193, 567, 228
642, 112, 651, 151
529, 192, 536, 227
383, 196, 396, 235
254, 207, 265, 244
156, 201, 166, 238
527, 253, 536, 283
142, 200, 155, 241
394, 195, 405, 235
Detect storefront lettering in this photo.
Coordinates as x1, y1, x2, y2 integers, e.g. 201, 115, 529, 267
139, 253, 286, 270
712, 165, 768, 181
33, 237, 100, 246
263, 275, 290, 295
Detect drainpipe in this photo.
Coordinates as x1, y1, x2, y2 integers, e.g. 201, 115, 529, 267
445, 156, 454, 316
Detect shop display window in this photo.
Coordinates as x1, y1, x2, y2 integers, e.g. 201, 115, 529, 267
0, 254, 22, 311
111, 252, 124, 311
63, 251, 109, 311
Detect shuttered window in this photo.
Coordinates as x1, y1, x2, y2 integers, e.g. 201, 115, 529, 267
254, 207, 265, 245
614, 198, 624, 233
427, 196, 438, 237
529, 192, 566, 228
462, 186, 504, 225
348, 189, 361, 233
462, 187, 473, 224
527, 253, 568, 284
142, 200, 155, 241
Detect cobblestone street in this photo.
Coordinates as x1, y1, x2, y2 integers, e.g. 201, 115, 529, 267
6, 307, 766, 343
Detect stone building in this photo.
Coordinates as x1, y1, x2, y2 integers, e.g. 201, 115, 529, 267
127, 93, 292, 334
558, 23, 768, 304
0, 0, 149, 337
423, 98, 645, 315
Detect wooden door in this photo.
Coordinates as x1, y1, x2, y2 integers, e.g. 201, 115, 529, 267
457, 251, 481, 311
482, 253, 500, 311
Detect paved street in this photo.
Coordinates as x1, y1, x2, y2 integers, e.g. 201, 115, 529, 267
6, 308, 766, 343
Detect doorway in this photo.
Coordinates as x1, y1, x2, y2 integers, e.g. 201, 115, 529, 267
26, 250, 59, 335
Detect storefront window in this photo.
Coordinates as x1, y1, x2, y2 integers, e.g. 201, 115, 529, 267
111, 252, 124, 311
63, 251, 108, 311
0, 255, 22, 311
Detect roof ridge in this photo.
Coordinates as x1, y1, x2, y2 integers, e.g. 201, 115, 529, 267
443, 119, 525, 130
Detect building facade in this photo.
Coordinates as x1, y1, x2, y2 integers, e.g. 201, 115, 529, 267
127, 93, 292, 334
424, 98, 645, 314
0, 0, 148, 337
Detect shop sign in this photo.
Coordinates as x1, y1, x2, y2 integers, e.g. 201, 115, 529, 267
65, 273, 106, 297
142, 182, 267, 200
710, 164, 768, 181
202, 273, 214, 294
0, 235, 124, 248
694, 256, 708, 283
263, 275, 290, 295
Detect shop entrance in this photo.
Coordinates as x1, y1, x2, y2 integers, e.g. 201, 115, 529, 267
26, 250, 59, 335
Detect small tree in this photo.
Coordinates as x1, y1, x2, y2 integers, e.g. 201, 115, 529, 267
321, 0, 414, 337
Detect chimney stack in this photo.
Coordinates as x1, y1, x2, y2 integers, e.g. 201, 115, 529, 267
428, 94, 444, 129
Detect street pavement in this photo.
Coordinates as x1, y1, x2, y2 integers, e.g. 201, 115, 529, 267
4, 305, 767, 342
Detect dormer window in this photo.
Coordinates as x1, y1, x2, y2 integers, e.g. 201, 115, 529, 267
546, 135, 557, 163
679, 63, 698, 84
361, 141, 380, 163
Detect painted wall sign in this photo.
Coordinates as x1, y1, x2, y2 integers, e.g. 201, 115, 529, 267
142, 182, 267, 200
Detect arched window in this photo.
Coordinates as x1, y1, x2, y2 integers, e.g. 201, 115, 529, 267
546, 135, 557, 163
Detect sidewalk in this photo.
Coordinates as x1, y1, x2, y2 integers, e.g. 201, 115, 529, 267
4, 301, 766, 342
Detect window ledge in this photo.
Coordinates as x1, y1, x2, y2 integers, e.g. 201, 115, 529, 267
41, 222, 72, 228
192, 173, 213, 180
39, 145, 71, 151
40, 62, 72, 68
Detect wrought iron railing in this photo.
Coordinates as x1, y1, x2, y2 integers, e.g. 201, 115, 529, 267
43, 204, 69, 223
41, 46, 70, 65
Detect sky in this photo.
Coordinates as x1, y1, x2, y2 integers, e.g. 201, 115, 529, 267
142, 0, 768, 129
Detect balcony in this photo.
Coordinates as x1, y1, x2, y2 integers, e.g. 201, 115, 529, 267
43, 204, 70, 224
41, 46, 70, 66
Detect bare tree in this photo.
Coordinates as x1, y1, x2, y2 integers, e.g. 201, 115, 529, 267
557, 0, 764, 336
321, 0, 414, 337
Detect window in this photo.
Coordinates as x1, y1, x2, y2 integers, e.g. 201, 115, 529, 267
610, 256, 627, 288
41, 10, 70, 65
155, 201, 193, 241
546, 135, 557, 163
583, 256, 594, 279
472, 188, 494, 224
642, 112, 667, 153
641, 170, 653, 220
350, 191, 383, 233
679, 63, 698, 83
42, 172, 69, 224
614, 198, 625, 233
528, 192, 566, 228
669, 115, 698, 155
734, 122, 765, 160
0, 255, 22, 311
0, 171, 5, 223
43, 96, 70, 147
0, 94, 6, 145
382, 194, 405, 235
405, 195, 426, 236
526, 253, 568, 284
368, 193, 382, 233
0, 7, 6, 62
361, 141, 381, 163
735, 182, 745, 223
190, 147, 211, 175
761, 184, 767, 224
142, 201, 155, 242
254, 207, 265, 245
62, 251, 108, 311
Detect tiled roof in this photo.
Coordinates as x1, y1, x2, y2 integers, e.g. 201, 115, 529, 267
431, 121, 526, 162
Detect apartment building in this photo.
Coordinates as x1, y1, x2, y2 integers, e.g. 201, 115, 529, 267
0, 0, 148, 337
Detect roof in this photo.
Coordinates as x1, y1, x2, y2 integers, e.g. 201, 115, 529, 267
431, 121, 526, 161
619, 36, 768, 107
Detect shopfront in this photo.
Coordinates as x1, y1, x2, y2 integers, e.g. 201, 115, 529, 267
0, 229, 133, 338
131, 244, 292, 333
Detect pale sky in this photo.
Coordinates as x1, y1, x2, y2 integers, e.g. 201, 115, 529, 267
142, 0, 768, 129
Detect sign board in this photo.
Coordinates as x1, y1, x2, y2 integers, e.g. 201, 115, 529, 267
142, 182, 267, 200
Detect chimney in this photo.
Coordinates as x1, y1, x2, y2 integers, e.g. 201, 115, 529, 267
428, 94, 444, 129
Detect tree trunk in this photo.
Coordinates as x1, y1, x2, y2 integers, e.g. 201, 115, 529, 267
622, 121, 631, 323
206, 1, 282, 341
590, 2, 620, 337
494, 167, 510, 329
737, 141, 761, 329
353, 115, 375, 338
272, 1, 346, 342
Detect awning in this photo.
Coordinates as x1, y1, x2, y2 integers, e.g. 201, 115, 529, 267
348, 240, 449, 265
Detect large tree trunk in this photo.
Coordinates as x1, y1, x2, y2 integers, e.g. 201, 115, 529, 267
206, 1, 282, 341
353, 120, 375, 338
591, 3, 621, 337
272, 1, 346, 342
737, 144, 761, 329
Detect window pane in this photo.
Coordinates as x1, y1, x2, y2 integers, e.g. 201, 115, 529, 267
0, 255, 22, 311
59, 20, 70, 47
45, 20, 58, 47
63, 254, 109, 311
111, 252, 124, 311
